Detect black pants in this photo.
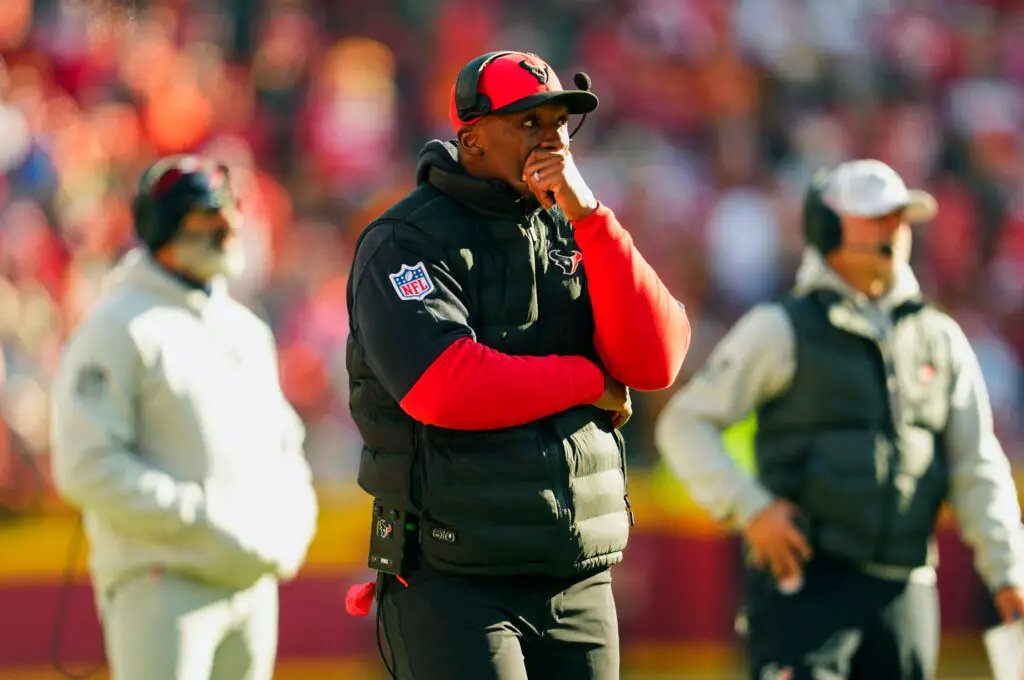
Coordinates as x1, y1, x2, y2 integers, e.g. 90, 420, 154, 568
377, 554, 619, 680
744, 554, 940, 680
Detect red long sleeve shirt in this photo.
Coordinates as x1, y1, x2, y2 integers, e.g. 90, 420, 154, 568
571, 203, 691, 390
400, 338, 605, 430
351, 206, 689, 431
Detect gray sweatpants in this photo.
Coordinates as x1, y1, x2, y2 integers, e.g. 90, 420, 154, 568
98, 570, 278, 680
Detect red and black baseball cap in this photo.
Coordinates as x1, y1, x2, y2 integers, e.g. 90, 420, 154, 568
448, 51, 599, 132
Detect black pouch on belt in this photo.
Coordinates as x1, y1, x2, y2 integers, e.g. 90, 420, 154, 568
367, 499, 419, 576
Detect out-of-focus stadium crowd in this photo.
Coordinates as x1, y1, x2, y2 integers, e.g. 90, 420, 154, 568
4, 0, 1024, 513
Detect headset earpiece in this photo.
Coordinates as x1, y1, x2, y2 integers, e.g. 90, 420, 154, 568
802, 167, 842, 254
453, 51, 517, 123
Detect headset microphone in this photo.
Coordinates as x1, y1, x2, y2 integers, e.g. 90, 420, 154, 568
568, 73, 592, 139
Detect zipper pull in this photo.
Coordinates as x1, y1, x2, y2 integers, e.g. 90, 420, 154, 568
625, 494, 636, 526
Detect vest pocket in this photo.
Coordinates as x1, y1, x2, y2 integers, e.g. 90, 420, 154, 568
562, 424, 623, 516
888, 426, 947, 550
417, 428, 564, 571
794, 427, 945, 566
419, 428, 560, 527
796, 429, 886, 539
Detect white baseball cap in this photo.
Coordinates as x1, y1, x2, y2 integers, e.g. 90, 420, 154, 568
820, 159, 938, 224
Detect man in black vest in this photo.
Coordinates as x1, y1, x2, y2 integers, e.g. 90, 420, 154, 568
344, 51, 690, 679
655, 159, 1024, 680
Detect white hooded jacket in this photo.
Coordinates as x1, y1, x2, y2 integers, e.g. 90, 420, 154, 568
50, 248, 319, 594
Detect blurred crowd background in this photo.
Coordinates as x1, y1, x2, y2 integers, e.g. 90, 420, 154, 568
3, 0, 1024, 513
4, 0, 1024, 677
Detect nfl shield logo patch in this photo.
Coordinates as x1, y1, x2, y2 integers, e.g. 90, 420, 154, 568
389, 262, 435, 301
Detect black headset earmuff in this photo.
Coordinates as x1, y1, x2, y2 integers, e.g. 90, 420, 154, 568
132, 160, 232, 253
802, 167, 843, 254
133, 161, 168, 250
132, 193, 157, 248
454, 50, 518, 124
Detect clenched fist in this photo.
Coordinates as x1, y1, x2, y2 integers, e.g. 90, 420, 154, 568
593, 369, 631, 429
522, 149, 597, 221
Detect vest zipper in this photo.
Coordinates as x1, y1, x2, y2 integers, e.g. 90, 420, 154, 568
614, 429, 636, 526
874, 335, 902, 562
548, 428, 575, 572
542, 420, 571, 526
558, 437, 574, 527
527, 220, 575, 566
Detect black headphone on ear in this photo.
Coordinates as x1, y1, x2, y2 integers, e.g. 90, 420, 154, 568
454, 50, 519, 124
802, 166, 842, 254
132, 158, 232, 253
132, 191, 164, 252
132, 160, 182, 253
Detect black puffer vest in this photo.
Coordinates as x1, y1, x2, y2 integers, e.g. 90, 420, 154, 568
346, 141, 632, 577
755, 290, 954, 567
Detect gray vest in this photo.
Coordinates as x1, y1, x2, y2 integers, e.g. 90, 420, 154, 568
754, 290, 954, 567
347, 182, 632, 578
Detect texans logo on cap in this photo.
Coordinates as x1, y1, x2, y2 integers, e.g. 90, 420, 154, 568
519, 59, 550, 84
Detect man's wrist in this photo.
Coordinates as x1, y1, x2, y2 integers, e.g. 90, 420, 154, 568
564, 200, 598, 222
568, 201, 618, 233
733, 485, 775, 529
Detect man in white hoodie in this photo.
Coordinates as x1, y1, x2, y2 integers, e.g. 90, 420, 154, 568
655, 160, 1024, 680
50, 155, 319, 680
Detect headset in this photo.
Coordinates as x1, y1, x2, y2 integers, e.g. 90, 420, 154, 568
132, 158, 233, 253
802, 167, 842, 255
802, 166, 895, 257
453, 50, 593, 138
454, 50, 518, 123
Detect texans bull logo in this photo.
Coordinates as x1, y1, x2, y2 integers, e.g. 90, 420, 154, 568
549, 249, 583, 276
519, 58, 551, 84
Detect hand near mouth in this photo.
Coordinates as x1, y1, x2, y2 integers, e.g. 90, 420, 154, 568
522, 149, 598, 221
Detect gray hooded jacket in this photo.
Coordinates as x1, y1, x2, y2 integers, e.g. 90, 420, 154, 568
655, 248, 1024, 591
